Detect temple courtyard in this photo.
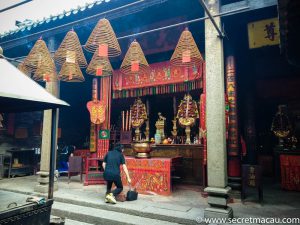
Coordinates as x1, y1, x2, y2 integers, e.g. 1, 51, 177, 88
0, 175, 299, 224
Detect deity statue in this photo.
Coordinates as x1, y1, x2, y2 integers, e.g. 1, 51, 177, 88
155, 112, 166, 140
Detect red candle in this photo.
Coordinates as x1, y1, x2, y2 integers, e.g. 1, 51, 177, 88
125, 110, 129, 131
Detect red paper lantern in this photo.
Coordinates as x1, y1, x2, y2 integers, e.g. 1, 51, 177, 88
86, 100, 106, 124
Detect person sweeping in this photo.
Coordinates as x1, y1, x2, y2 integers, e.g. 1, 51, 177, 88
102, 144, 131, 204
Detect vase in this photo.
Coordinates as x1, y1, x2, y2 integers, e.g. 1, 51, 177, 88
155, 133, 161, 144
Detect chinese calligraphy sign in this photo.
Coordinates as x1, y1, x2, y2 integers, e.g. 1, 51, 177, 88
248, 18, 280, 49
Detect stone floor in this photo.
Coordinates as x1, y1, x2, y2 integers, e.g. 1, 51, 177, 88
0, 175, 299, 224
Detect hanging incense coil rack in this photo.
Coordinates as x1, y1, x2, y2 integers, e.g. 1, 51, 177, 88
170, 28, 203, 67
85, 18, 121, 57
120, 40, 149, 75
54, 30, 87, 68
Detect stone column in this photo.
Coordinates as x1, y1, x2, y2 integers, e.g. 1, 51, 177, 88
35, 37, 60, 193
204, 0, 233, 218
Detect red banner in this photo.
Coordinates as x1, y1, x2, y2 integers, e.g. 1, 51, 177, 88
280, 155, 300, 191
113, 61, 202, 91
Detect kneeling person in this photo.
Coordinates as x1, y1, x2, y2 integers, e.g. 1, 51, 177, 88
102, 144, 131, 204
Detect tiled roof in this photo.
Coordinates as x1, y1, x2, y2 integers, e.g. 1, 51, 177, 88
0, 0, 111, 39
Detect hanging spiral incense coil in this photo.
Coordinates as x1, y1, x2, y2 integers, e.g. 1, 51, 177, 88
84, 18, 121, 57
33, 61, 57, 82
120, 40, 149, 75
17, 62, 30, 77
58, 61, 84, 82
23, 39, 55, 76
86, 48, 113, 76
54, 30, 87, 68
170, 28, 203, 67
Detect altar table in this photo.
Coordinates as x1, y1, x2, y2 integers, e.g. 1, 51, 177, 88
121, 156, 182, 196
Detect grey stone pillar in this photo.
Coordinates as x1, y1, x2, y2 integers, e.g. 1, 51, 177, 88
204, 0, 233, 218
35, 37, 60, 193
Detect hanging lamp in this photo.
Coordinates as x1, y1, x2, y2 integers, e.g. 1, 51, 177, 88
54, 30, 87, 68
120, 40, 149, 75
170, 28, 203, 67
84, 18, 121, 57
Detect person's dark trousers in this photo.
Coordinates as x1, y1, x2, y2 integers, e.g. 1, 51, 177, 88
106, 176, 123, 196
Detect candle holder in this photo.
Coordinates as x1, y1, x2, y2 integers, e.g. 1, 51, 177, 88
144, 120, 150, 141
171, 117, 178, 139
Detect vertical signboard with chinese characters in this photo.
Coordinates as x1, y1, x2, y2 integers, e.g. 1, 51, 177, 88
226, 56, 239, 156
248, 18, 280, 49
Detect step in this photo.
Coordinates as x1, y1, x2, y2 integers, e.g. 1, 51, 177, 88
52, 201, 183, 225
65, 219, 95, 225
52, 195, 201, 224
0, 188, 202, 224
51, 216, 94, 225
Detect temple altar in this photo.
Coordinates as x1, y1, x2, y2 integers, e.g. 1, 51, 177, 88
123, 144, 204, 186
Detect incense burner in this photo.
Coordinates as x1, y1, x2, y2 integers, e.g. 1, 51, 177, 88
131, 141, 152, 158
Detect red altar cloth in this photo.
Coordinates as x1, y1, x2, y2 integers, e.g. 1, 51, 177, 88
280, 155, 300, 191
121, 157, 181, 196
